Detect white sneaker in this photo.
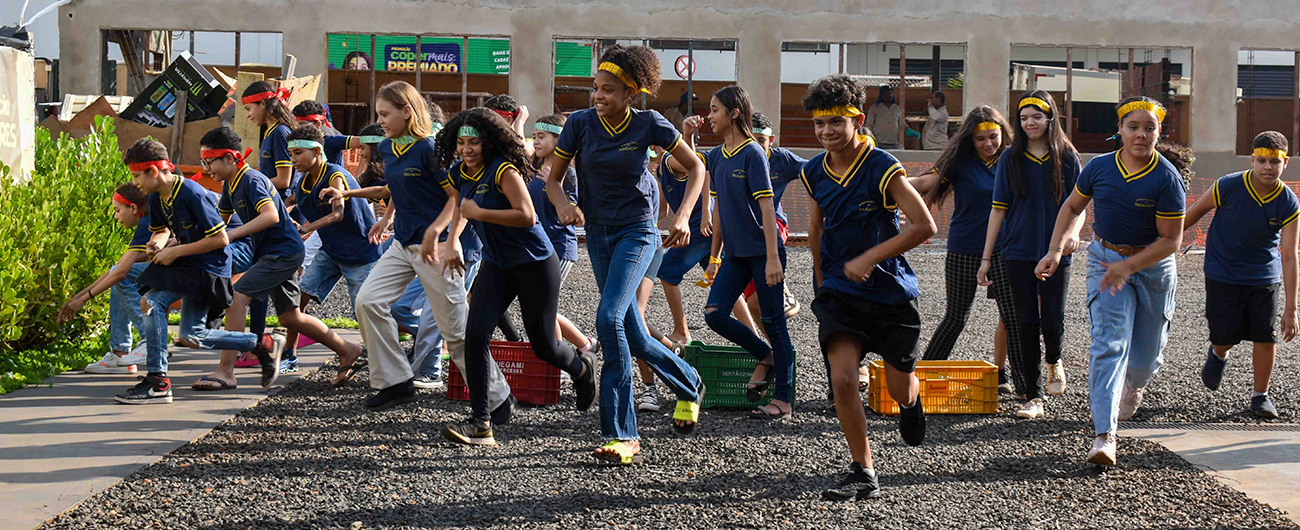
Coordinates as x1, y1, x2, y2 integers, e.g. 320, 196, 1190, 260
1016, 398, 1045, 419
117, 343, 148, 367
783, 289, 801, 318
85, 352, 137, 374
1118, 383, 1145, 421
412, 374, 445, 390
1087, 433, 1118, 466
637, 389, 660, 412
1046, 363, 1067, 395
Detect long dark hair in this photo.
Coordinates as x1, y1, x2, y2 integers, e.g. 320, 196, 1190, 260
243, 80, 296, 130
925, 105, 1013, 205
1007, 90, 1076, 201
435, 107, 534, 176
713, 85, 754, 142
358, 123, 385, 188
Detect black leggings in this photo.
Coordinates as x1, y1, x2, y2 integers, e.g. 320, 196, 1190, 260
464, 255, 583, 423
923, 252, 982, 360
1003, 259, 1070, 400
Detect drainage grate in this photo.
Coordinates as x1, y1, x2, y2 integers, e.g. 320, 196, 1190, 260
1119, 421, 1300, 432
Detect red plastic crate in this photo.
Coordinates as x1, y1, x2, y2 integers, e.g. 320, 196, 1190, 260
446, 341, 561, 406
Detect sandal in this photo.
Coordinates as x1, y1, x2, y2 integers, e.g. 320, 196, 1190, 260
593, 440, 643, 465
332, 348, 368, 388
749, 402, 792, 420
746, 360, 775, 402
672, 382, 706, 434
858, 368, 871, 392
191, 375, 237, 391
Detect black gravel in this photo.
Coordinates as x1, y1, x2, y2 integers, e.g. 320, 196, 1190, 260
40, 247, 1298, 529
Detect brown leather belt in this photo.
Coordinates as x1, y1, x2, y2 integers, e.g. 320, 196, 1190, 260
1100, 240, 1146, 257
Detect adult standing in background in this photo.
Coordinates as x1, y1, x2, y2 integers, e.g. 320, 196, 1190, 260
865, 85, 903, 150
661, 92, 698, 134
922, 91, 950, 150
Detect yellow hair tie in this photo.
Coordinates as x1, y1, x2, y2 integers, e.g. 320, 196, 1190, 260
974, 121, 1000, 132
598, 62, 650, 94
811, 105, 863, 118
1254, 147, 1288, 160
1019, 97, 1052, 114
1116, 100, 1167, 123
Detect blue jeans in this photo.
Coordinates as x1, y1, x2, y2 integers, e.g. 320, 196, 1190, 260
1085, 241, 1177, 435
109, 262, 149, 352
301, 250, 376, 310
141, 289, 259, 374
587, 220, 701, 440
656, 234, 712, 286
409, 260, 482, 378
704, 248, 795, 403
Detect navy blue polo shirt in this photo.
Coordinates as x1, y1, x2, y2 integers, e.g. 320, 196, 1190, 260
706, 138, 775, 258
453, 157, 553, 269
658, 151, 709, 238
991, 149, 1079, 264
943, 154, 998, 255
379, 137, 467, 253
1075, 149, 1185, 247
260, 121, 293, 189
1205, 170, 1300, 285
528, 166, 579, 262
554, 107, 682, 226
767, 146, 808, 225
128, 216, 152, 253
323, 135, 350, 167
148, 177, 231, 277
800, 136, 917, 304
295, 161, 381, 265
218, 164, 305, 258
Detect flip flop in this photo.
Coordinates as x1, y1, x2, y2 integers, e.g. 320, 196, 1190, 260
191, 375, 237, 391
593, 440, 643, 465
749, 402, 793, 420
746, 361, 775, 402
332, 349, 368, 388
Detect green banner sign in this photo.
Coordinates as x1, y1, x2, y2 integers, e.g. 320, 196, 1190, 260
328, 34, 510, 75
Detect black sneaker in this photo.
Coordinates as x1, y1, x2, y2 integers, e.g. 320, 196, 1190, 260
898, 398, 926, 446
822, 462, 880, 501
491, 395, 517, 426
115, 373, 173, 405
575, 351, 597, 412
442, 419, 497, 446
1201, 345, 1228, 391
364, 379, 418, 411
1251, 395, 1280, 419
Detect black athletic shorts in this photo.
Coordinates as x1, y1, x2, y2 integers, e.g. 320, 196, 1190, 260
812, 288, 921, 373
1206, 278, 1279, 345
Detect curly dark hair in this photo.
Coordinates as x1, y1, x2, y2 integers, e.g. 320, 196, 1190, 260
435, 107, 535, 176
1253, 131, 1288, 152
292, 99, 326, 118
752, 112, 774, 132
123, 138, 169, 165
925, 105, 1013, 206
114, 182, 149, 213
287, 124, 324, 144
1155, 142, 1194, 191
801, 74, 867, 115
483, 94, 519, 114
242, 80, 297, 127
599, 44, 662, 97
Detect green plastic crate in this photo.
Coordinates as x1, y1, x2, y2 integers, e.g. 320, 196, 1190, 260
682, 341, 796, 409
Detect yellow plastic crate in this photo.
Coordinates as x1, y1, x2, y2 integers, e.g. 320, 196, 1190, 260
867, 360, 999, 415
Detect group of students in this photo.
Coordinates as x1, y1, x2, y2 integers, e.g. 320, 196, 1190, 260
58, 44, 1297, 501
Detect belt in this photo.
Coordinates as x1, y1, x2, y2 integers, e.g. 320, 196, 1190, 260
1100, 239, 1146, 257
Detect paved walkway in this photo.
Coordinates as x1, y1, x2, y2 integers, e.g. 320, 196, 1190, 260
0, 331, 357, 530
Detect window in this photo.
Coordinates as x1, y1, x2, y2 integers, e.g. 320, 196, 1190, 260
1237, 49, 1298, 155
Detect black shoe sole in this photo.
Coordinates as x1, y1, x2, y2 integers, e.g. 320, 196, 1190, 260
365, 393, 417, 412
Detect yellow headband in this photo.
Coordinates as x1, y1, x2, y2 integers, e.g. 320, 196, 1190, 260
974, 121, 1000, 132
1117, 100, 1167, 123
811, 105, 863, 118
1254, 147, 1288, 160
598, 62, 650, 94
1019, 97, 1052, 114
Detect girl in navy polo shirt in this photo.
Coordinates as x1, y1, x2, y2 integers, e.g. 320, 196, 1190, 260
242, 81, 296, 197
1184, 131, 1298, 419
909, 106, 1016, 390
437, 108, 599, 446
545, 44, 705, 465
698, 85, 797, 420
800, 75, 936, 501
1038, 96, 1187, 466
977, 92, 1082, 421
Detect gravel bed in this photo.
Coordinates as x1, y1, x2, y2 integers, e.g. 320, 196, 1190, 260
40, 247, 1298, 529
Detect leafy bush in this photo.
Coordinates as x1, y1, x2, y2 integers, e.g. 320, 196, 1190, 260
0, 116, 133, 390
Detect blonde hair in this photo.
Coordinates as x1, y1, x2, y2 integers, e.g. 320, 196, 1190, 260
377, 81, 435, 139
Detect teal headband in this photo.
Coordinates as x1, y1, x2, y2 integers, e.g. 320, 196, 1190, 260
431, 122, 445, 134
359, 135, 386, 145
753, 127, 773, 136
287, 139, 323, 151
534, 123, 563, 135
391, 135, 417, 145
458, 125, 481, 138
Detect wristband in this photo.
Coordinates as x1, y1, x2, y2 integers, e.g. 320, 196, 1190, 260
981, 258, 992, 262
1049, 248, 1063, 254
709, 256, 722, 265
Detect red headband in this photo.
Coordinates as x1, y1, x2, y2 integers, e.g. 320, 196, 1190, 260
494, 109, 517, 121
112, 193, 145, 217
242, 87, 291, 105
200, 148, 253, 164
297, 114, 327, 123
128, 160, 174, 172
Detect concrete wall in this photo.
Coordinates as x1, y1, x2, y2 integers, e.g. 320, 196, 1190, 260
56, 0, 1300, 164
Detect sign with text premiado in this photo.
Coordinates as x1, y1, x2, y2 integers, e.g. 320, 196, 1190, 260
0, 46, 34, 183
327, 34, 510, 75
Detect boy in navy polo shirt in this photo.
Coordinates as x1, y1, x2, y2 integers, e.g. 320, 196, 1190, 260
200, 127, 367, 390
292, 100, 347, 166
1185, 131, 1299, 419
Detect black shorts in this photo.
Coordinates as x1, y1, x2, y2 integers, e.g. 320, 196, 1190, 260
1206, 278, 1279, 345
811, 288, 921, 373
234, 252, 305, 315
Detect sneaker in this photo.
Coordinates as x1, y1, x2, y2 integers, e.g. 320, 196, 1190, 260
442, 419, 497, 446
490, 395, 517, 426
412, 374, 444, 390
1087, 433, 1118, 466
1046, 363, 1067, 395
119, 343, 148, 366
233, 351, 261, 368
85, 352, 138, 374
784, 290, 801, 318
364, 379, 418, 411
637, 388, 660, 412
1250, 395, 1280, 419
1201, 345, 1227, 391
252, 332, 286, 388
1118, 383, 1145, 421
822, 462, 881, 501
114, 373, 172, 404
898, 398, 926, 446
279, 357, 299, 374
575, 351, 598, 411
997, 369, 1013, 394
1016, 398, 1045, 419
581, 336, 601, 355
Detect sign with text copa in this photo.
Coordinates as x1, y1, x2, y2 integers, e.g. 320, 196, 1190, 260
327, 34, 510, 75
386, 42, 461, 73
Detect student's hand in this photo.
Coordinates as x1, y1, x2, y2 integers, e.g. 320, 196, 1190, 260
1284, 309, 1298, 342
320, 187, 343, 202
1034, 252, 1062, 281
665, 215, 692, 248
368, 222, 387, 246
514, 106, 530, 129
439, 240, 466, 277
300, 229, 315, 241
57, 293, 89, 323
704, 260, 719, 284
1062, 233, 1081, 256
154, 246, 183, 266
843, 254, 878, 284
460, 199, 482, 221
765, 256, 784, 287
145, 241, 161, 259
1097, 260, 1134, 294
165, 238, 179, 248
683, 115, 703, 137
977, 259, 993, 287
699, 214, 713, 238
558, 203, 585, 226
421, 227, 442, 266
